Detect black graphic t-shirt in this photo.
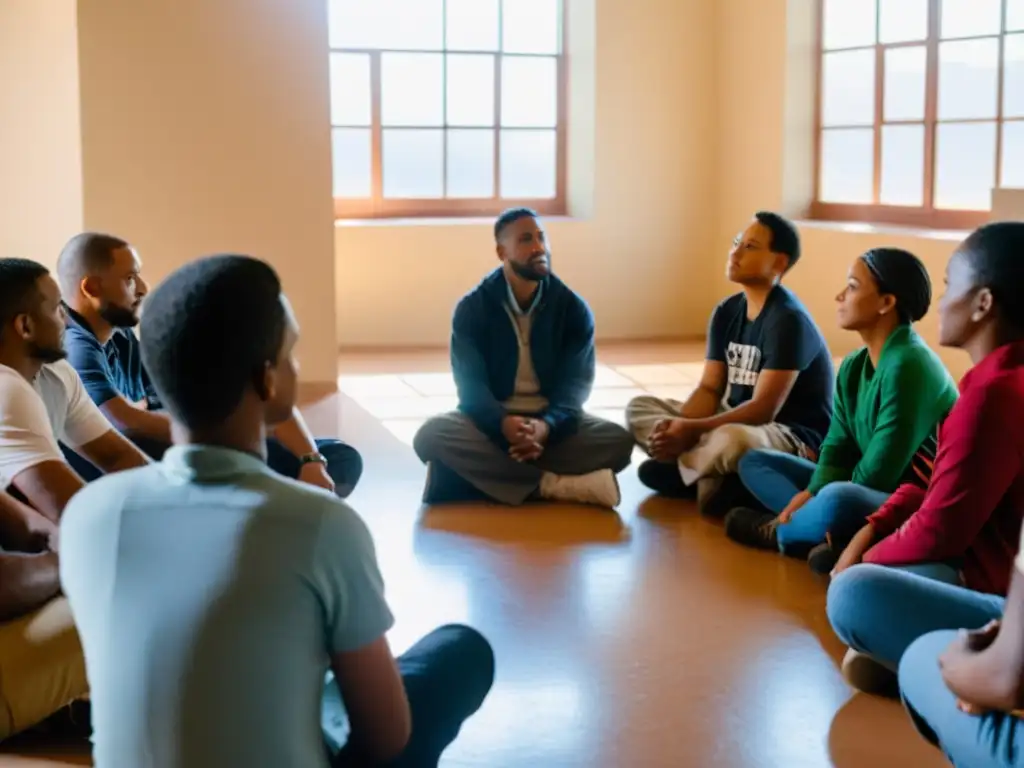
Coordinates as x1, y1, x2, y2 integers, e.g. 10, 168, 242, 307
706, 285, 834, 452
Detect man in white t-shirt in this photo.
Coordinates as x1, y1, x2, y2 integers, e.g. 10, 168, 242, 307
0, 259, 149, 523
0, 258, 149, 740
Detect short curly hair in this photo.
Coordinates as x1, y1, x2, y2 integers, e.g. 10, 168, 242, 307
140, 254, 285, 429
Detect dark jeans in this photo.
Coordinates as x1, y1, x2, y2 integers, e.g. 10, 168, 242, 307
331, 624, 495, 768
62, 436, 364, 498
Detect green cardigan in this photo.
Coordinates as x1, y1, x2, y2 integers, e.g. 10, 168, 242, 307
807, 325, 958, 495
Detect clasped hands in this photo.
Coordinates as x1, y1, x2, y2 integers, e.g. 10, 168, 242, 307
502, 415, 550, 462
648, 418, 702, 461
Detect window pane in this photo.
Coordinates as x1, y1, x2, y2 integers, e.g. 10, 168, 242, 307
332, 128, 372, 198
447, 129, 495, 197
1010, 0, 1024, 31
502, 0, 560, 54
940, 0, 1001, 39
884, 46, 926, 121
1006, 35, 1024, 118
822, 49, 875, 127
328, 0, 443, 50
880, 124, 925, 205
447, 54, 495, 126
935, 122, 997, 210
500, 130, 556, 198
819, 128, 874, 203
822, 0, 876, 50
880, 0, 928, 43
446, 0, 499, 51
381, 53, 443, 127
383, 129, 444, 198
501, 56, 557, 127
938, 39, 999, 120
329, 53, 371, 127
1002, 122, 1024, 187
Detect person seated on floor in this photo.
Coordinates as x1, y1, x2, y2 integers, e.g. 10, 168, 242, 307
412, 208, 634, 508
724, 248, 958, 569
59, 254, 495, 768
55, 231, 363, 498
0, 258, 150, 523
898, 524, 1024, 767
625, 212, 834, 516
825, 222, 1024, 698
0, 489, 87, 742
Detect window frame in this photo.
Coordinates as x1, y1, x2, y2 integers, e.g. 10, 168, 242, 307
811, 0, 1022, 230
330, 0, 569, 220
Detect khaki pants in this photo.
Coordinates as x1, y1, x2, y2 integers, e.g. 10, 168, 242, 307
626, 395, 809, 485
0, 597, 87, 740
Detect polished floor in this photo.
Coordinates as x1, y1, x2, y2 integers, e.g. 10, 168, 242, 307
2, 343, 947, 767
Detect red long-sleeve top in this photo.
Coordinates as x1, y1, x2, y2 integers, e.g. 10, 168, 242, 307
863, 341, 1024, 596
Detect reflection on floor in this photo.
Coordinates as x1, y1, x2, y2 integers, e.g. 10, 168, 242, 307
2, 343, 946, 768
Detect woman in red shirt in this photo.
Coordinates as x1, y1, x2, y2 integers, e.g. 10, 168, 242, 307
826, 221, 1024, 697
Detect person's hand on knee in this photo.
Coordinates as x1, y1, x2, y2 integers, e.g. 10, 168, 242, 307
831, 523, 875, 577
649, 418, 699, 461
777, 489, 812, 524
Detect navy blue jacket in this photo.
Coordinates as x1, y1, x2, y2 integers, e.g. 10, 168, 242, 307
451, 268, 595, 445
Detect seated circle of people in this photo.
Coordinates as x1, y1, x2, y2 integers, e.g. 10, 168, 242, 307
823, 223, 1024, 725
55, 232, 363, 498
59, 254, 495, 767
725, 248, 959, 573
0, 258, 153, 740
412, 208, 635, 508
625, 211, 834, 517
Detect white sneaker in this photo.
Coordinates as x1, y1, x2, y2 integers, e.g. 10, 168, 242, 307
539, 469, 621, 508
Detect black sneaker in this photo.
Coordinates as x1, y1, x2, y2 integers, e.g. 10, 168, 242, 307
724, 507, 779, 550
637, 459, 694, 498
807, 542, 838, 575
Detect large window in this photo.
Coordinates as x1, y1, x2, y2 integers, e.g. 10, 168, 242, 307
328, 0, 566, 219
814, 0, 1024, 228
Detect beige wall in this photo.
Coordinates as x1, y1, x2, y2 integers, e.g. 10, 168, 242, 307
715, 0, 973, 380
335, 0, 720, 348
0, 0, 83, 268
76, 0, 339, 385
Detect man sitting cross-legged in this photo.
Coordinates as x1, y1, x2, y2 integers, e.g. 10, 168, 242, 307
0, 489, 86, 741
56, 232, 364, 498
626, 212, 834, 516
60, 254, 495, 768
0, 258, 150, 523
413, 208, 635, 508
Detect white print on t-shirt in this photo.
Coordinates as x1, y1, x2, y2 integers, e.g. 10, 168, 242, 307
726, 342, 762, 387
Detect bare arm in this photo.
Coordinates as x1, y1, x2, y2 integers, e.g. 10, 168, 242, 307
78, 429, 151, 475
11, 461, 87, 523
685, 369, 801, 432
0, 490, 57, 552
0, 551, 60, 622
331, 635, 412, 762
100, 396, 172, 444
271, 408, 318, 457
676, 361, 727, 419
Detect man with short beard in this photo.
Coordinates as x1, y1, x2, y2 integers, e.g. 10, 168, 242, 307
57, 232, 364, 498
413, 208, 634, 507
0, 259, 150, 524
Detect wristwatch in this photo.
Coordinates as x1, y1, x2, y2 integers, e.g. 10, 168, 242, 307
298, 452, 329, 467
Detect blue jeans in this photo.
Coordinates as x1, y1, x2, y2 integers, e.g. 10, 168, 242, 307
900, 630, 1024, 767
63, 437, 363, 498
827, 564, 1005, 671
738, 449, 890, 555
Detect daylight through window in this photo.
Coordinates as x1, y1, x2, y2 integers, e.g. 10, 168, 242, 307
328, 0, 566, 219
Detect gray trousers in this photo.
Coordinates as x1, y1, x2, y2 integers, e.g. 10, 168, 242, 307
413, 411, 635, 505
625, 395, 809, 485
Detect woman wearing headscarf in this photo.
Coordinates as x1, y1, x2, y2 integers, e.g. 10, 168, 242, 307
723, 248, 959, 572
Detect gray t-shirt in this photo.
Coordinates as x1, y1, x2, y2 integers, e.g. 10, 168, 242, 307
59, 445, 394, 768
